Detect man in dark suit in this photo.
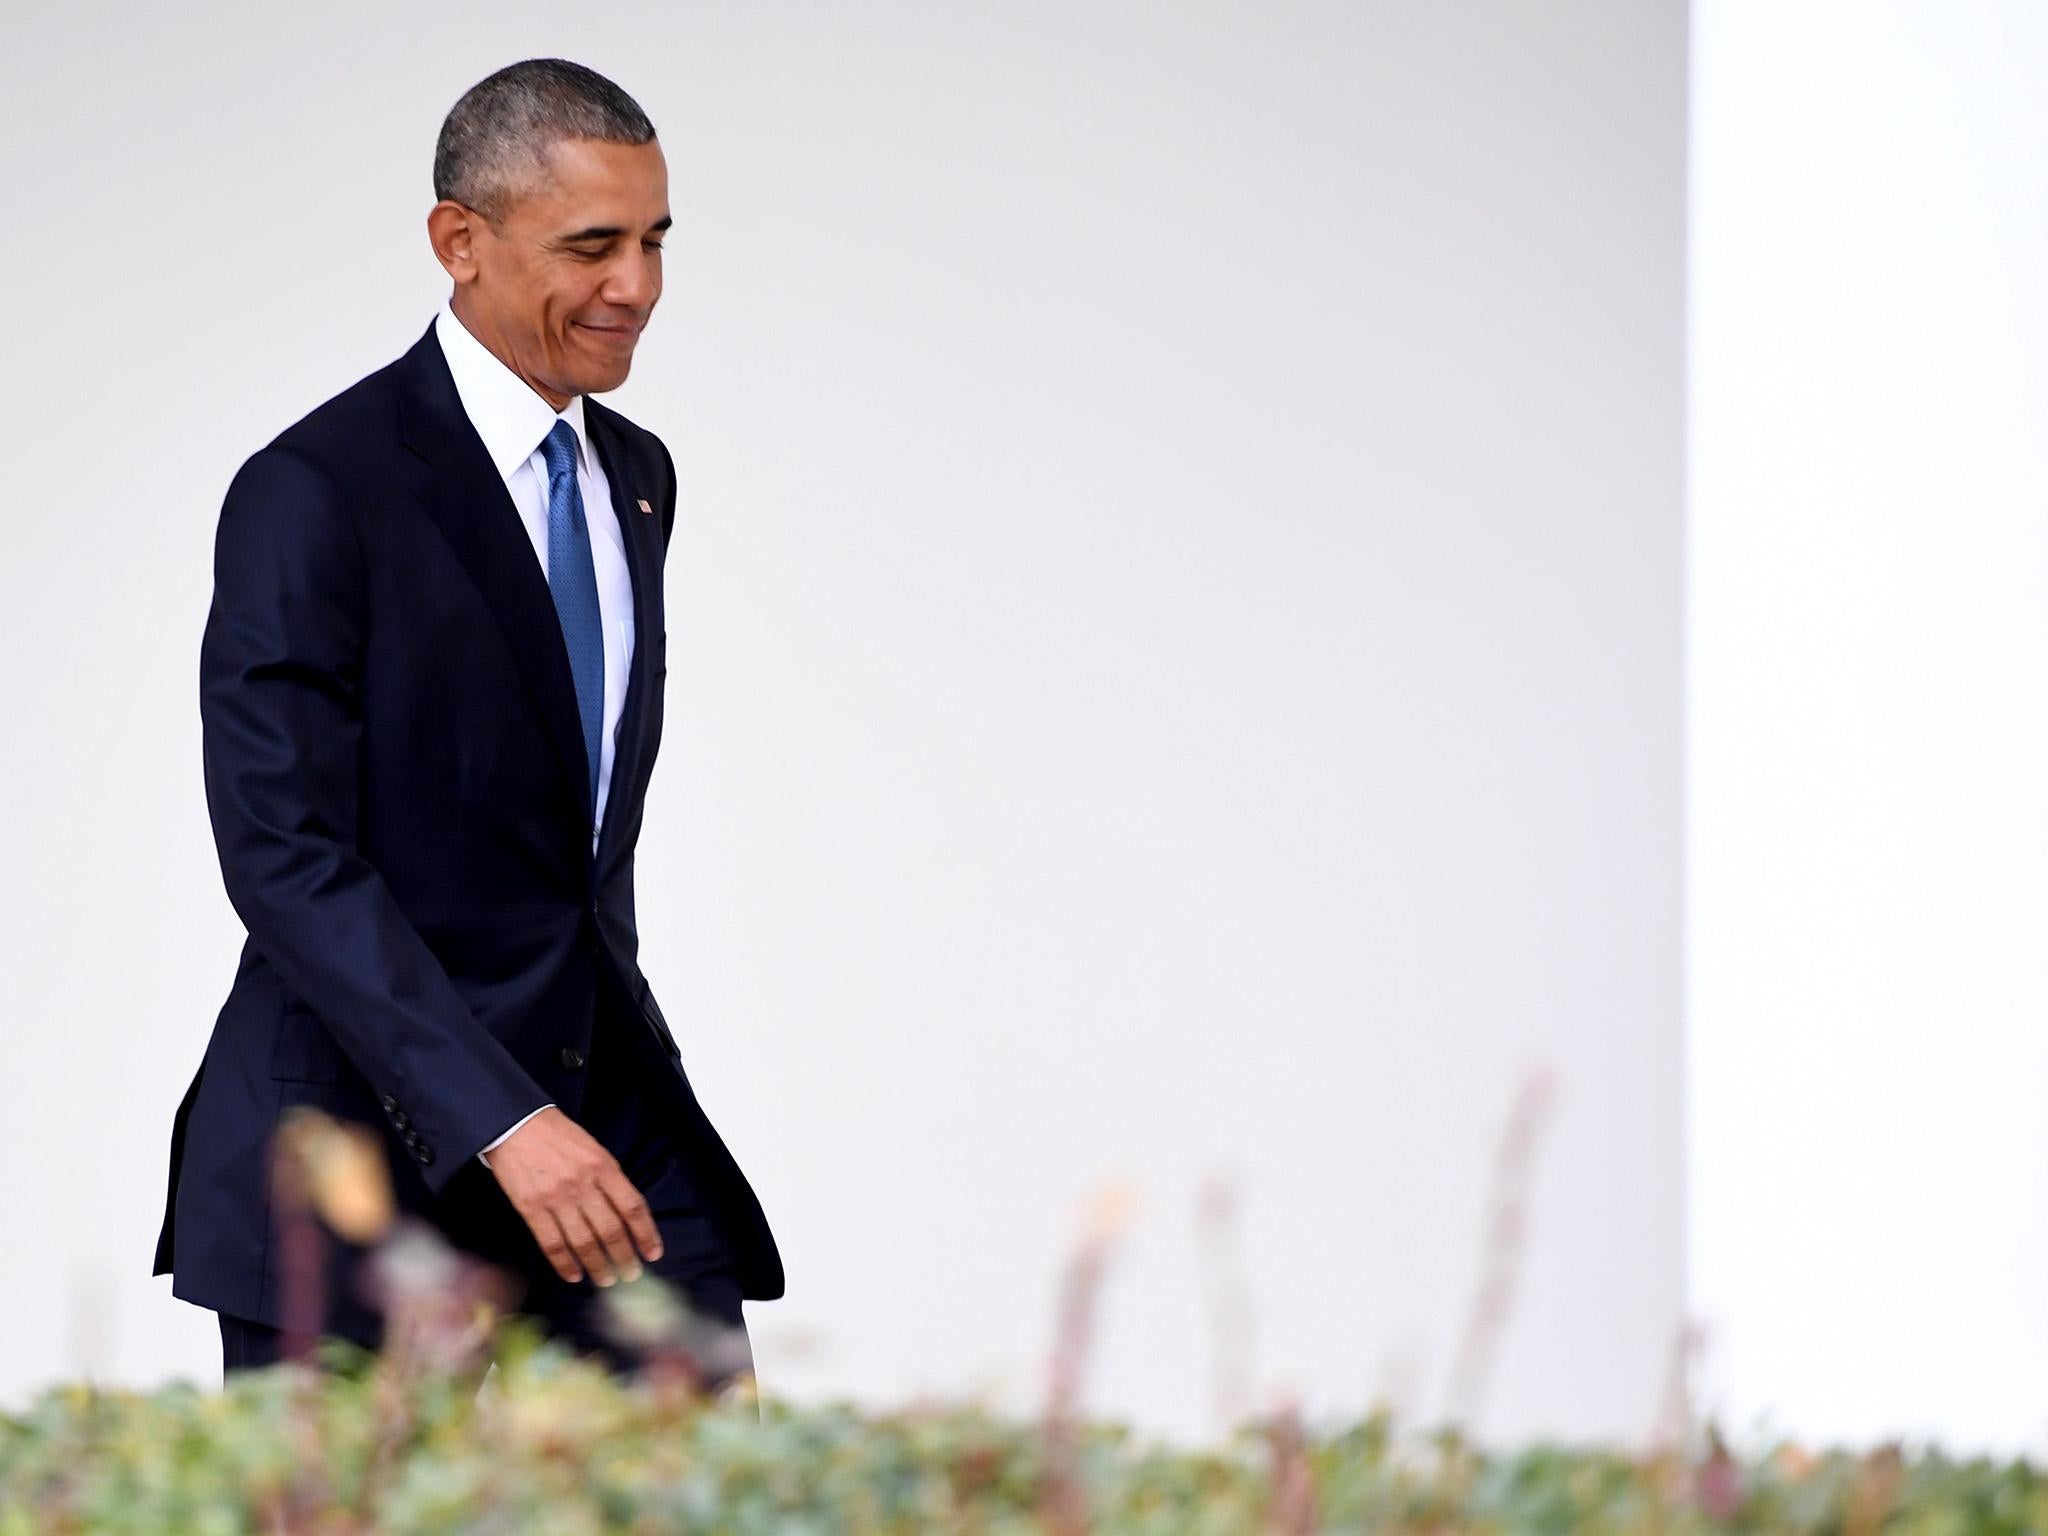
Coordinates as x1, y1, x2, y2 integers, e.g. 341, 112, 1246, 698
151, 58, 782, 1385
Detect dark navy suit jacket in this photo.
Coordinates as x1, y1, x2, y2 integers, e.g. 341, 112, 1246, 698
153, 318, 783, 1328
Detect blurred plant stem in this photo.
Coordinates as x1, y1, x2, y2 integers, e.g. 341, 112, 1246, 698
1039, 1178, 1138, 1536
1442, 1063, 1558, 1431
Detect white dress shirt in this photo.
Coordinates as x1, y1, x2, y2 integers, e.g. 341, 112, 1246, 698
433, 300, 636, 1165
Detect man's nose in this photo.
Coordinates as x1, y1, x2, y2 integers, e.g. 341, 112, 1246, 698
604, 250, 659, 311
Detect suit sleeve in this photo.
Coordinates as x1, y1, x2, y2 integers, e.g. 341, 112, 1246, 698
200, 444, 553, 1195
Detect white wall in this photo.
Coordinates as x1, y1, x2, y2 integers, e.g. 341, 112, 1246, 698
0, 1, 1685, 1446
1688, 0, 2048, 1457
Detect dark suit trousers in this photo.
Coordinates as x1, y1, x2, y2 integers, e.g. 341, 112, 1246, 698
218, 979, 752, 1392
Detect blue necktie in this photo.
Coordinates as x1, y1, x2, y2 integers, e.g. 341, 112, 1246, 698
539, 419, 604, 820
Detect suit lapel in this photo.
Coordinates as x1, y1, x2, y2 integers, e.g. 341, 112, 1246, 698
397, 322, 598, 839
584, 396, 663, 880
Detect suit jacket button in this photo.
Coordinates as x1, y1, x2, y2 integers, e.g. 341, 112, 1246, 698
415, 1145, 434, 1165
391, 1111, 409, 1130
379, 1095, 398, 1112
561, 1047, 585, 1069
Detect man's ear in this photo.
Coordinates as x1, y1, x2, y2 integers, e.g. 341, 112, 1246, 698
427, 200, 483, 283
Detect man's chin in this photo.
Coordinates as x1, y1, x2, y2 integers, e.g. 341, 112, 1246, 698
574, 360, 635, 396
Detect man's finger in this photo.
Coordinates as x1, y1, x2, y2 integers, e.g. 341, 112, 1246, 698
599, 1165, 665, 1266
537, 1208, 584, 1284
581, 1190, 644, 1282
555, 1203, 616, 1287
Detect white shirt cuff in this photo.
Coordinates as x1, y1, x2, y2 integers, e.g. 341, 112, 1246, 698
476, 1104, 553, 1167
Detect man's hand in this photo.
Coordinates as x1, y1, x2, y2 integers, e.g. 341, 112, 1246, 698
482, 1106, 664, 1285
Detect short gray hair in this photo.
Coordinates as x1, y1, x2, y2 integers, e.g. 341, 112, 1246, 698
433, 58, 656, 224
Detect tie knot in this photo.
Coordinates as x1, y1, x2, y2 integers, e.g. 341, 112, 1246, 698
540, 418, 580, 482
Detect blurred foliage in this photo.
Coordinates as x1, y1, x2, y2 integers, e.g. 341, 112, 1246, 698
62, 1107, 2034, 1531
3, 1325, 2045, 1535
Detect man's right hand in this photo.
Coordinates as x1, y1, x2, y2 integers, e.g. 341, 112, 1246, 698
482, 1107, 664, 1286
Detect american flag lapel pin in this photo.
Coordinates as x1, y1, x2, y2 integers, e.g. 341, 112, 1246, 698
636, 498, 653, 515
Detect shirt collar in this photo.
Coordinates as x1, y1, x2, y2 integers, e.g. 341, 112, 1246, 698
434, 300, 592, 481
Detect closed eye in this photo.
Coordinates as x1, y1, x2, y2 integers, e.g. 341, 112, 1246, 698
569, 242, 663, 259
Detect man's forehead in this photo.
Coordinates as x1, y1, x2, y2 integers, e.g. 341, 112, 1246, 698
516, 143, 666, 230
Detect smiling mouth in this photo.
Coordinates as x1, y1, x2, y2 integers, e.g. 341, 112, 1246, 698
576, 321, 640, 343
